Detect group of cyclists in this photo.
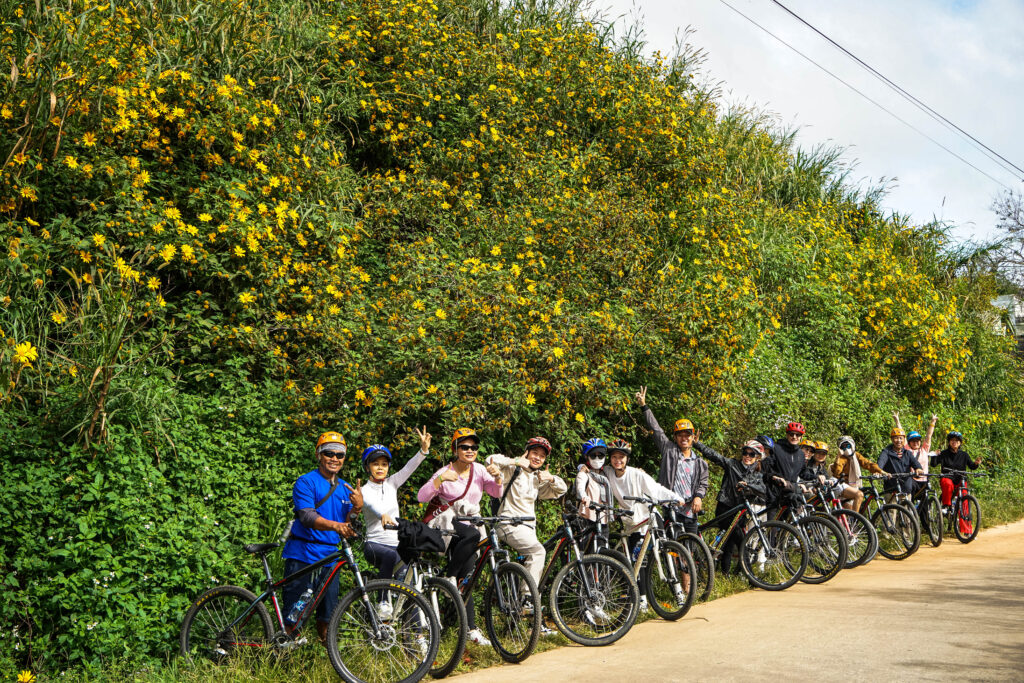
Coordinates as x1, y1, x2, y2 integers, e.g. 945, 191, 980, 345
182, 388, 988, 683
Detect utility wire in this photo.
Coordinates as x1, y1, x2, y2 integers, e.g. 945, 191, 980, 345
716, 0, 1013, 191
768, 0, 1024, 181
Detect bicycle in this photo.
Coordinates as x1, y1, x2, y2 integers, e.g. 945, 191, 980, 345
909, 473, 945, 547
391, 526, 467, 679
769, 489, 848, 585
610, 494, 696, 620
859, 474, 921, 560
535, 504, 640, 646
940, 470, 988, 543
805, 480, 878, 568
698, 491, 808, 591
179, 535, 439, 683
452, 515, 542, 663
662, 504, 716, 602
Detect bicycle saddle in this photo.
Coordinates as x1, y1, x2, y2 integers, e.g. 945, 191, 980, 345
243, 542, 281, 554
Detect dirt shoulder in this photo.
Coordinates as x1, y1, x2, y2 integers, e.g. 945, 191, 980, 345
455, 520, 1024, 682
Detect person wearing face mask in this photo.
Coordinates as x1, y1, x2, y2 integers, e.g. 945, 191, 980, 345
485, 436, 568, 593
694, 438, 767, 575
830, 436, 887, 510
635, 386, 709, 534
878, 427, 924, 498
576, 438, 612, 522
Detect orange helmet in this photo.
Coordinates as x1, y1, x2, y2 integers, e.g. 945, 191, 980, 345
451, 427, 480, 449
316, 431, 346, 455
814, 441, 829, 453
673, 418, 695, 434
800, 438, 814, 448
890, 427, 906, 438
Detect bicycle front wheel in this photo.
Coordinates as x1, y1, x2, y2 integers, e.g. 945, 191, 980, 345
827, 509, 876, 568
483, 561, 541, 663
922, 495, 944, 547
871, 504, 921, 560
549, 554, 639, 646
797, 515, 847, 584
953, 494, 981, 543
179, 584, 273, 663
326, 579, 439, 683
740, 521, 807, 591
676, 533, 715, 602
423, 576, 467, 679
643, 539, 696, 621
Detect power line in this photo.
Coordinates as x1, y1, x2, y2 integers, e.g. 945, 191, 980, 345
716, 0, 1013, 191
768, 0, 1024, 181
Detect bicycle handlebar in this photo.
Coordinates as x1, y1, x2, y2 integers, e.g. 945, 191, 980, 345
454, 515, 536, 526
587, 501, 634, 517
944, 470, 989, 477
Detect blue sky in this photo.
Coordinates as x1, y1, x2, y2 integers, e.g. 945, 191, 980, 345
597, 0, 1024, 243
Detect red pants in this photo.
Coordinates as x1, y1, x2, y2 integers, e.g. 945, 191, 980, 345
940, 477, 955, 506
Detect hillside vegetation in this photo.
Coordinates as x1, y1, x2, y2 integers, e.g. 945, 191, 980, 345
2, 0, 1022, 675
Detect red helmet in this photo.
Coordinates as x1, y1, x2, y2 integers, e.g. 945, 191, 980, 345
524, 436, 551, 455
786, 422, 806, 435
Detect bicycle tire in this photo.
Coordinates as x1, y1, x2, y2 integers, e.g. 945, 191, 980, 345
598, 547, 632, 577
871, 504, 921, 560
953, 494, 981, 543
643, 539, 696, 621
424, 577, 468, 679
549, 554, 639, 646
326, 578, 439, 683
921, 495, 943, 547
179, 584, 273, 662
740, 521, 807, 591
483, 562, 541, 663
825, 509, 876, 568
796, 515, 847, 584
676, 532, 715, 602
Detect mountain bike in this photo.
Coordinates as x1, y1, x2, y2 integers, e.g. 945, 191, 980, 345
535, 505, 639, 646
391, 527, 467, 679
859, 474, 921, 560
698, 492, 808, 591
452, 515, 542, 663
179, 535, 439, 683
909, 473, 944, 547
662, 504, 716, 602
609, 494, 696, 620
805, 481, 878, 568
940, 470, 988, 543
769, 489, 848, 585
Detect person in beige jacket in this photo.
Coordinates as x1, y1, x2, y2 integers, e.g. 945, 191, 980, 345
830, 435, 888, 510
486, 436, 568, 590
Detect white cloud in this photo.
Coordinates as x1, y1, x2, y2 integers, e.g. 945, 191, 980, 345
596, 0, 1024, 242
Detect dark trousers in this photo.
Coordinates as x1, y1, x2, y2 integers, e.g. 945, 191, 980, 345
714, 501, 744, 575
364, 540, 401, 580
283, 557, 340, 625
446, 521, 481, 629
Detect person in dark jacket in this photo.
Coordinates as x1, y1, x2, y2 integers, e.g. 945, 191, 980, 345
695, 439, 767, 574
762, 421, 809, 514
932, 431, 981, 507
635, 386, 710, 533
877, 427, 924, 497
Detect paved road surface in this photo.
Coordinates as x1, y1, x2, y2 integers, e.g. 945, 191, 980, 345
455, 520, 1024, 682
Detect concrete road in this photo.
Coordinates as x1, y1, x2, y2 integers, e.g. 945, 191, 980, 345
455, 520, 1024, 682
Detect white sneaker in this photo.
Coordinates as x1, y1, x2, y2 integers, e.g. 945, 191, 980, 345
467, 628, 491, 647
540, 624, 556, 636
638, 596, 649, 612
586, 606, 611, 623
376, 601, 393, 621
415, 635, 430, 658
521, 597, 534, 616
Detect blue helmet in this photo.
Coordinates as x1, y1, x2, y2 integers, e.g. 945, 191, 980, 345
581, 438, 607, 458
907, 431, 922, 442
361, 444, 392, 466
756, 434, 775, 450
946, 431, 963, 441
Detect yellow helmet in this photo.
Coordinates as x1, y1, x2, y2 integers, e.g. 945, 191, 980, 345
814, 441, 829, 453
673, 418, 694, 434
316, 431, 346, 455
800, 438, 814, 448
890, 427, 906, 438
451, 427, 479, 449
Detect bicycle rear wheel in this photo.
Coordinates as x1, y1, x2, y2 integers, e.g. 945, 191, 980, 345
326, 579, 439, 683
797, 515, 847, 584
483, 562, 541, 663
676, 533, 715, 602
740, 521, 807, 591
423, 576, 467, 679
644, 539, 696, 621
179, 585, 273, 662
871, 504, 921, 560
549, 554, 639, 646
921, 495, 943, 547
826, 509, 876, 568
953, 494, 981, 543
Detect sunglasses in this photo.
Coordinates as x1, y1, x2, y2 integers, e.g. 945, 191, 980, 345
458, 444, 480, 452
320, 451, 345, 460
742, 450, 757, 458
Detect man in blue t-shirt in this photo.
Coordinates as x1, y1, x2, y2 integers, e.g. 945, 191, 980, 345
281, 430, 362, 644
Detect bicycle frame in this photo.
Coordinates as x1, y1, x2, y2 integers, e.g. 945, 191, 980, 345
455, 516, 528, 617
